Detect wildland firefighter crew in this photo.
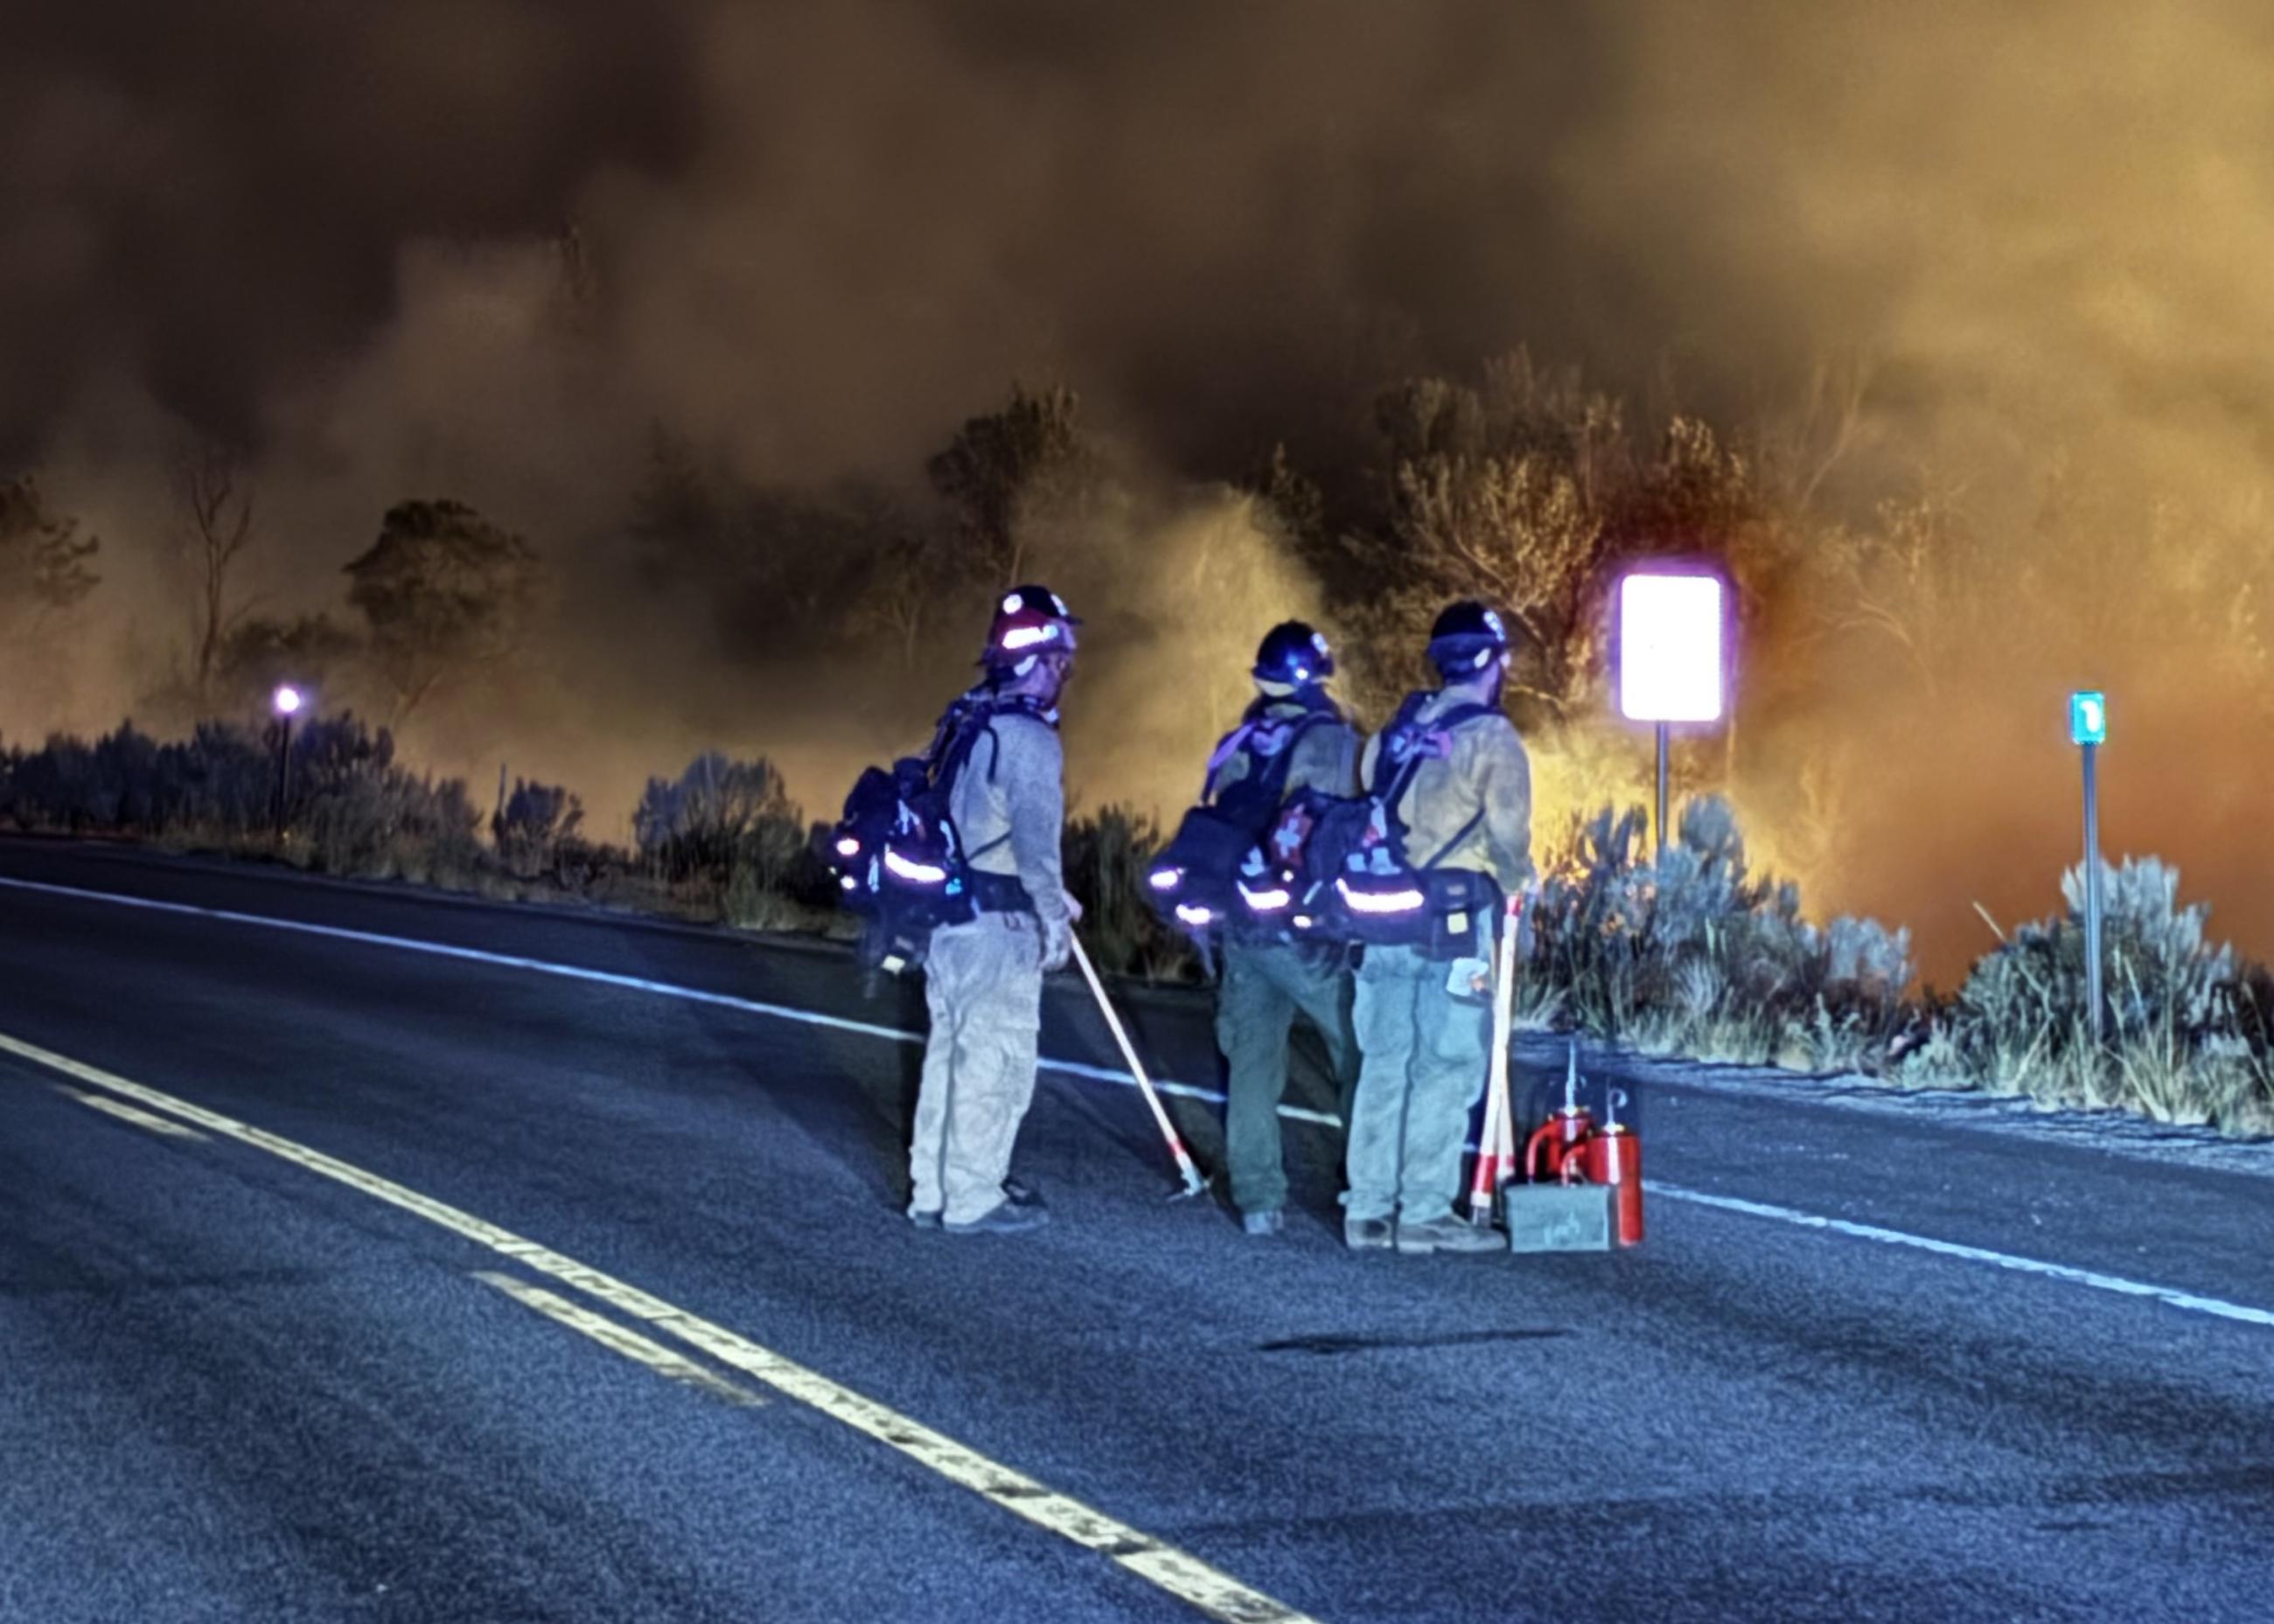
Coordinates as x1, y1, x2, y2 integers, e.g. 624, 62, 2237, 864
1203, 623, 1362, 1236
906, 586, 1083, 1236
1343, 602, 1533, 1256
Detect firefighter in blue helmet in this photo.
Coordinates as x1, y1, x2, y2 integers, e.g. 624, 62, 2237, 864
1206, 622, 1364, 1235
907, 586, 1082, 1235
1343, 602, 1533, 1255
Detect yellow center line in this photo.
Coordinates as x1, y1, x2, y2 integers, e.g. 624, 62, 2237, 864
58, 1084, 209, 1140
472, 1271, 768, 1410
0, 1030, 1318, 1624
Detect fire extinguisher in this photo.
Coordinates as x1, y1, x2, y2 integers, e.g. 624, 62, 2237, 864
1581, 1087, 1645, 1246
1524, 1041, 1595, 1183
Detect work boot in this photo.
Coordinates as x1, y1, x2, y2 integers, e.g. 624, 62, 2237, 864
907, 1208, 943, 1230
944, 1201, 1051, 1236
1343, 1216, 1394, 1251
1395, 1214, 1501, 1256
1242, 1209, 1285, 1237
1001, 1176, 1045, 1210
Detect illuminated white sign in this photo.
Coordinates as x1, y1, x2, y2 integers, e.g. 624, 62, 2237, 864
1618, 573, 1725, 723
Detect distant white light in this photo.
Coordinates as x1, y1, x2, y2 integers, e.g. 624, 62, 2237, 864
834, 836, 861, 858
1002, 593, 1022, 613
1148, 868, 1182, 892
1618, 573, 1725, 723
1237, 883, 1292, 912
1175, 903, 1215, 927
272, 685, 304, 717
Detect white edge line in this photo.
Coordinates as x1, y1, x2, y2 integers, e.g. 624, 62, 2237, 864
1650, 1181, 2274, 1331
0, 874, 1343, 1126
15, 870, 2274, 1336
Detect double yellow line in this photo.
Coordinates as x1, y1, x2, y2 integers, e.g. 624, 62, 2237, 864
7, 1029, 1316, 1624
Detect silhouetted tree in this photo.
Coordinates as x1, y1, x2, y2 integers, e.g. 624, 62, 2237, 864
173, 443, 260, 702
0, 475, 99, 632
926, 383, 1100, 584
344, 499, 541, 725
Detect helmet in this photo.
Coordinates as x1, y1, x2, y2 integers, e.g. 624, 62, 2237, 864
1426, 600, 1511, 678
983, 584, 1081, 673
1252, 620, 1335, 687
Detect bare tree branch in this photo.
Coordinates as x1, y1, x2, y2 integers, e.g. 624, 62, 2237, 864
174, 442, 259, 702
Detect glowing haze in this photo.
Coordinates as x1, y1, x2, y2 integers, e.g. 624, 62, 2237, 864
5, 1, 2274, 982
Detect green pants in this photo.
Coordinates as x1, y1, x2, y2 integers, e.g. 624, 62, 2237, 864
1215, 941, 1358, 1216
1346, 944, 1489, 1225
910, 913, 1043, 1224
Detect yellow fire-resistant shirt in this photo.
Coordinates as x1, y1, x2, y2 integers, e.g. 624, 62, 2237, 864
1358, 692, 1534, 894
1203, 700, 1364, 807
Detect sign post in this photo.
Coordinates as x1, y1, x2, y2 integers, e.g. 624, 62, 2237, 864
2070, 690, 2107, 1044
272, 684, 303, 837
1617, 572, 1726, 859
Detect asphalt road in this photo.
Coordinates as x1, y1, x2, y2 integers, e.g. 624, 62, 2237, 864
3, 837, 2274, 1623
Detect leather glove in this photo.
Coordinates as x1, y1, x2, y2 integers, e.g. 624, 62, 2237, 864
1038, 912, 1073, 974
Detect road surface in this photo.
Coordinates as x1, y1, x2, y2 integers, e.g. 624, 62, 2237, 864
3, 838, 2272, 1622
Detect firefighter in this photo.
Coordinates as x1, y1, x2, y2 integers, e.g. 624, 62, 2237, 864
907, 586, 1082, 1235
1207, 622, 1364, 1236
1343, 602, 1533, 1255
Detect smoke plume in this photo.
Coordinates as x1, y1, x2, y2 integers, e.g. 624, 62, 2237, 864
7, 1, 2274, 981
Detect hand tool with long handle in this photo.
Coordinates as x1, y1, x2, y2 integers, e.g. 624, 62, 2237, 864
1069, 933, 1211, 1199
1467, 893, 1525, 1224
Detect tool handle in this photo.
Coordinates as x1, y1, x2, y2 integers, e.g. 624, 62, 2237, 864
1467, 1060, 1506, 1218
1469, 894, 1523, 1213
1068, 933, 1207, 1194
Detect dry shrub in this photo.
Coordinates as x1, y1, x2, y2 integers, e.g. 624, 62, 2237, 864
1526, 794, 1913, 1069
1901, 858, 2274, 1132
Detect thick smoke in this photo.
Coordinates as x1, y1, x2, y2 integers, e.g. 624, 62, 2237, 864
7, 2, 2274, 980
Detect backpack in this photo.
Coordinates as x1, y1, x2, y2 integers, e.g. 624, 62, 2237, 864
1265, 691, 1505, 957
830, 692, 1050, 972
1145, 698, 1340, 939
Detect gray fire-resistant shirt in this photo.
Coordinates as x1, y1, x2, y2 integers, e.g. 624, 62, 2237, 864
952, 711, 1071, 931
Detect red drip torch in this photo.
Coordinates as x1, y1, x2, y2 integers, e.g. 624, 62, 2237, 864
1581, 1087, 1644, 1246
1524, 1040, 1595, 1183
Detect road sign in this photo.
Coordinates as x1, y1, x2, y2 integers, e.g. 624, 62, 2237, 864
1619, 571, 1726, 855
1618, 573, 1725, 723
